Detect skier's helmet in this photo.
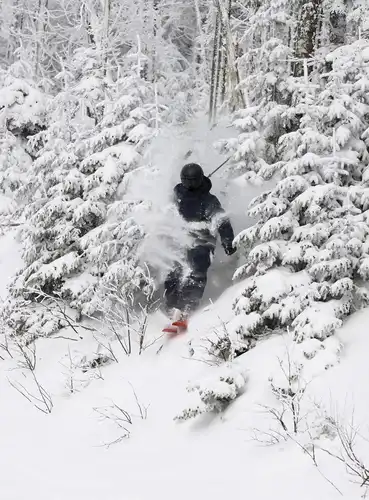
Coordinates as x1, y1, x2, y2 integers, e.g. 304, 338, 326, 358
181, 163, 204, 190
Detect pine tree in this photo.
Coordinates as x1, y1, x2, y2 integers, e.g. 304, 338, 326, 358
0, 61, 49, 206
5, 48, 158, 337
215, 36, 294, 185
231, 39, 369, 343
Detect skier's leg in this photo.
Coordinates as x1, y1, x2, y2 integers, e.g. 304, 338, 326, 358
180, 246, 212, 314
164, 265, 183, 313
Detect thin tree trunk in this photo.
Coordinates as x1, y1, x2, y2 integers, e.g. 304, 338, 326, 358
235, 33, 248, 107
220, 0, 231, 103
329, 7, 346, 46
193, 0, 206, 75
102, 0, 111, 76
152, 0, 159, 82
214, 0, 245, 111
35, 0, 49, 77
82, 2, 95, 45
213, 14, 223, 122
209, 10, 220, 123
136, 34, 143, 78
295, 0, 321, 69
6, 0, 23, 62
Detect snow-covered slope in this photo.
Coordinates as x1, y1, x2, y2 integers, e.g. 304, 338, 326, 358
1, 228, 369, 500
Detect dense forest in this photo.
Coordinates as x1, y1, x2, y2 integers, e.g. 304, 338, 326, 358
1, 0, 369, 353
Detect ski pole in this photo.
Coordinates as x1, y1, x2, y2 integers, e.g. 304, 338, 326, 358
208, 156, 231, 178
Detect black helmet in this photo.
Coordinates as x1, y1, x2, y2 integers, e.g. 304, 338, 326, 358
181, 163, 204, 190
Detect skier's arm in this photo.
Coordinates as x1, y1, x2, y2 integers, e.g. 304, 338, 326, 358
211, 197, 236, 255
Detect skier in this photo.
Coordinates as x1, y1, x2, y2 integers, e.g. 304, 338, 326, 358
163, 163, 236, 332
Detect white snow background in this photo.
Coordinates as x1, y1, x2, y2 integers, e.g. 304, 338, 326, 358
0, 119, 368, 500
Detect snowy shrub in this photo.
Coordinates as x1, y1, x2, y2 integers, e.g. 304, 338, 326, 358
175, 364, 247, 420
260, 339, 318, 438
7, 337, 53, 414
188, 322, 256, 365
2, 299, 66, 343
78, 353, 112, 373
202, 330, 233, 363
60, 348, 114, 394
269, 334, 342, 398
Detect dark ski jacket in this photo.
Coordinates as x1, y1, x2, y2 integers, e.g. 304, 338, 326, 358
174, 176, 234, 252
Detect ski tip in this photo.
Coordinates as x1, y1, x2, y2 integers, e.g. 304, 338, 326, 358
162, 326, 179, 334
172, 320, 188, 329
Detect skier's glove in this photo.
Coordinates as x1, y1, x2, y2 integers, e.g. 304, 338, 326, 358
224, 243, 237, 256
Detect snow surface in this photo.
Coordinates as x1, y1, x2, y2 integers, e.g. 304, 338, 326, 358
0, 226, 369, 499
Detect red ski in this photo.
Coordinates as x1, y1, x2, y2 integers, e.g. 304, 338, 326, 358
162, 315, 188, 335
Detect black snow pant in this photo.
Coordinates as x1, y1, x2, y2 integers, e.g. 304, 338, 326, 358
164, 245, 213, 314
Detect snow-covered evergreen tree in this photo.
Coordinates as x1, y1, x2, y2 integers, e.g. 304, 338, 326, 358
5, 47, 158, 337
0, 60, 48, 210
216, 35, 294, 185
229, 39, 369, 345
